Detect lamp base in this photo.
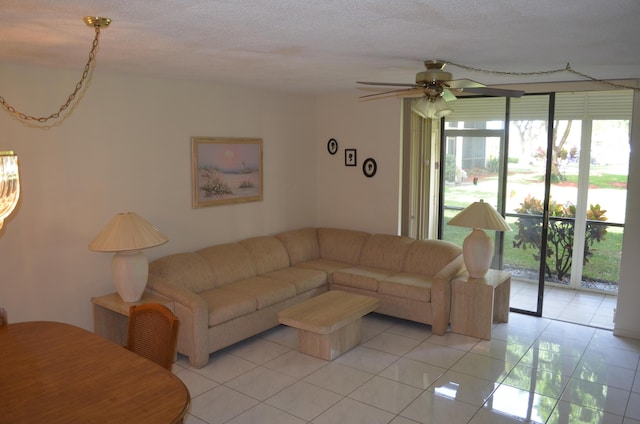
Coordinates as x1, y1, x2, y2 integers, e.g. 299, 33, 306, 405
462, 228, 494, 279
111, 250, 149, 302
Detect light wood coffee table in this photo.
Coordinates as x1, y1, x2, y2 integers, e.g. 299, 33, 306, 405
278, 290, 380, 360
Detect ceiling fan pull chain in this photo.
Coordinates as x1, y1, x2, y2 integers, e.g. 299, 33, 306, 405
0, 17, 110, 124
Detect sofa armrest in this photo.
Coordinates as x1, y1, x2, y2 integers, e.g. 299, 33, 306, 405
147, 274, 210, 367
430, 277, 451, 335
434, 254, 466, 280
147, 275, 204, 308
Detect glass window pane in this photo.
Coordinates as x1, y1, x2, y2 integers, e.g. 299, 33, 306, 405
581, 119, 630, 293
442, 97, 506, 245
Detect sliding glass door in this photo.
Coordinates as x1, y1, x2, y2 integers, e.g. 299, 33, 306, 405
503, 95, 552, 315
425, 90, 632, 318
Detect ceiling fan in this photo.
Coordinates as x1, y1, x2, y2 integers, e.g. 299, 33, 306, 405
357, 60, 525, 118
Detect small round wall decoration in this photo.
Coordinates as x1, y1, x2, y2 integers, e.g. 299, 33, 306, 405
363, 158, 377, 178
327, 138, 338, 155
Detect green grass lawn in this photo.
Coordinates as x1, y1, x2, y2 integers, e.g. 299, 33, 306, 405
564, 172, 628, 189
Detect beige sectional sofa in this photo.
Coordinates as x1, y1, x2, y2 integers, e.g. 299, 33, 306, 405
147, 227, 465, 368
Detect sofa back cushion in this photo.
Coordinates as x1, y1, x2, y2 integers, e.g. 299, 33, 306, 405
275, 228, 320, 265
148, 252, 217, 293
402, 239, 464, 278
239, 236, 290, 274
197, 243, 257, 287
317, 228, 370, 265
359, 234, 415, 272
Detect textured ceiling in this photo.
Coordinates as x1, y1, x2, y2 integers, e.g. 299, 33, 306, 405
1, 0, 639, 95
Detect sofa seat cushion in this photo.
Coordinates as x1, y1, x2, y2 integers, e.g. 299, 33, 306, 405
200, 288, 258, 326
221, 277, 297, 309
378, 273, 433, 302
331, 266, 396, 292
294, 259, 353, 283
262, 267, 327, 294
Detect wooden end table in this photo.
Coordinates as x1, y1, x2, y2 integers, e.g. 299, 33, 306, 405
91, 291, 174, 345
278, 290, 380, 360
450, 269, 511, 340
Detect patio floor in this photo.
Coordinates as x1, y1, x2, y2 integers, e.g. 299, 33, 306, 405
510, 278, 617, 330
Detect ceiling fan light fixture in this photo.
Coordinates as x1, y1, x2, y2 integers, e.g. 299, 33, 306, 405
434, 97, 453, 118
411, 97, 429, 119
412, 96, 452, 120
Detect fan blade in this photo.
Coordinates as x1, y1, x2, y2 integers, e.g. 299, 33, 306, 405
458, 87, 525, 97
357, 81, 418, 88
442, 89, 457, 102
446, 79, 485, 89
394, 88, 425, 98
359, 87, 421, 99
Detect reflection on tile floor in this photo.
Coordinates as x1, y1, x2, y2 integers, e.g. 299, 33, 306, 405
174, 311, 640, 424
510, 278, 618, 330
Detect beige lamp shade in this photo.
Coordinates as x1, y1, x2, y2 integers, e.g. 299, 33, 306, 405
89, 212, 168, 302
447, 199, 511, 231
447, 200, 511, 279
89, 212, 168, 252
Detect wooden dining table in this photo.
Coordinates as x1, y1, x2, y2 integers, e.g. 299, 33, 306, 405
0, 321, 190, 423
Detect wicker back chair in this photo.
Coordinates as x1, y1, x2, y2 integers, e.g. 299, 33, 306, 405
126, 303, 179, 370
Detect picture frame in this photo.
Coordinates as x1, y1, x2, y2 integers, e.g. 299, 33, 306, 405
192, 137, 263, 208
363, 158, 377, 178
327, 138, 338, 155
345, 149, 357, 166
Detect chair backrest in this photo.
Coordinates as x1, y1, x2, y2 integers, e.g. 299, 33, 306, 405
126, 303, 179, 370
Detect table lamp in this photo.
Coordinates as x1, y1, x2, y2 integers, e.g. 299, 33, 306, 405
89, 212, 168, 302
447, 199, 511, 278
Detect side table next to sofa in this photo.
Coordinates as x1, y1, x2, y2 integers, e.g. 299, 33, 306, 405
450, 269, 511, 340
91, 292, 174, 345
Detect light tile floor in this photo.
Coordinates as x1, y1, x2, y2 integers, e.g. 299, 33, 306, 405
175, 311, 640, 424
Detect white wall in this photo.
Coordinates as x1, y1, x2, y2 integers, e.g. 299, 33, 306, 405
0, 64, 317, 330
314, 93, 403, 235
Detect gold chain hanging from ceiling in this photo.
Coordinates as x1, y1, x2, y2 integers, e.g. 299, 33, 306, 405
0, 16, 111, 123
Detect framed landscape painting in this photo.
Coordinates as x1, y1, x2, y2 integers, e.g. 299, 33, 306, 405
192, 137, 263, 208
